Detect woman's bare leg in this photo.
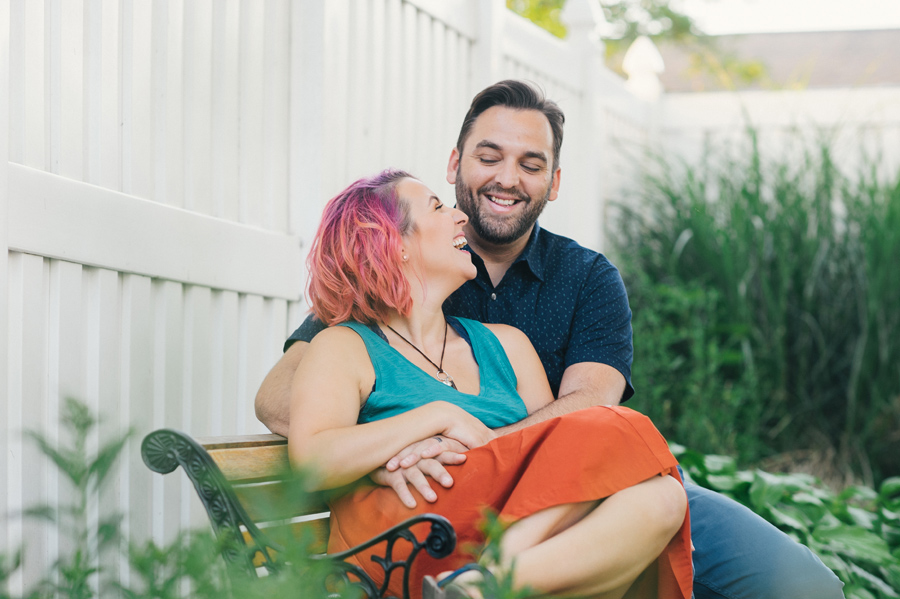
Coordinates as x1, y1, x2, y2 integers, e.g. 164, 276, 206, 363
498, 499, 601, 562
440, 475, 687, 598
510, 475, 686, 597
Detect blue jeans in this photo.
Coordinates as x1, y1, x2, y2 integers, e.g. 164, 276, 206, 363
687, 482, 845, 599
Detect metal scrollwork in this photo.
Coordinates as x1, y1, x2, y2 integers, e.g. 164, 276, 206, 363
141, 429, 457, 599
318, 514, 457, 599
141, 429, 282, 578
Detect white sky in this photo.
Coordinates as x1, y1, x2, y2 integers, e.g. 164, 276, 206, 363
676, 0, 900, 34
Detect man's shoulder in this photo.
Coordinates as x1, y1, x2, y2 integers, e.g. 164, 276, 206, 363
535, 226, 617, 273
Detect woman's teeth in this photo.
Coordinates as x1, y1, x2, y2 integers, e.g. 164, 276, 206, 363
453, 237, 467, 249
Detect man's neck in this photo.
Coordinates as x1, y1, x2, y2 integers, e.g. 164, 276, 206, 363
465, 225, 533, 288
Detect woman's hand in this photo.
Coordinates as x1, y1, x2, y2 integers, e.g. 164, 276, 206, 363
433, 401, 496, 449
386, 436, 468, 471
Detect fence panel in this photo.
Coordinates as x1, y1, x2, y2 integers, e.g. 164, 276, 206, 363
2, 1, 654, 592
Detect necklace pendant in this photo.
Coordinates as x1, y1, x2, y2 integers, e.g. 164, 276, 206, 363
436, 370, 458, 390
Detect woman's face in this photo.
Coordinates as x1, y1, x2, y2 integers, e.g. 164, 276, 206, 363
397, 178, 477, 286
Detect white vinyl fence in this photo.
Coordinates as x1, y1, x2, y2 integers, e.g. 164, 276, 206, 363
1, 0, 653, 591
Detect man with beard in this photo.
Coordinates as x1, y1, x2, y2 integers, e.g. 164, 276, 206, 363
255, 80, 844, 599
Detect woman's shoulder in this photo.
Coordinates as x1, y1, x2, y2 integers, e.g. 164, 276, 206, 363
451, 317, 522, 339
308, 323, 369, 352
478, 322, 530, 345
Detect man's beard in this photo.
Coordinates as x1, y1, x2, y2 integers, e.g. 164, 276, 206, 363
455, 170, 551, 245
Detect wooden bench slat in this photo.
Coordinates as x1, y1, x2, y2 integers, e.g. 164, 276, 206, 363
248, 519, 330, 556
232, 480, 330, 522
207, 445, 291, 481
197, 434, 287, 451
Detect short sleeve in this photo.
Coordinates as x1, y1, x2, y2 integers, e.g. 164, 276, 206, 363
565, 257, 635, 401
283, 314, 327, 352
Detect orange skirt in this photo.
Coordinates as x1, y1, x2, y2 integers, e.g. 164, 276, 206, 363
328, 406, 693, 599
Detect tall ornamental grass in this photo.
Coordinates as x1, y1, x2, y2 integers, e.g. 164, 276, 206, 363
613, 131, 900, 483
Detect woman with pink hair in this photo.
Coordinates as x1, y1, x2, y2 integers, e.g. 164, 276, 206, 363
289, 169, 692, 599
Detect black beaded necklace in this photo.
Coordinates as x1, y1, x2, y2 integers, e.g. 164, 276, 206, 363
386, 320, 458, 390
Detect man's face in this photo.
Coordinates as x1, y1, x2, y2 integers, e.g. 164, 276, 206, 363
447, 106, 561, 247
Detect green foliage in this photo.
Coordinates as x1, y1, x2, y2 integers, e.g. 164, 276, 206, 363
507, 0, 699, 44
19, 399, 131, 599
613, 132, 900, 482
9, 399, 898, 597
4, 399, 359, 599
507, 0, 768, 87
675, 444, 900, 597
507, 0, 568, 39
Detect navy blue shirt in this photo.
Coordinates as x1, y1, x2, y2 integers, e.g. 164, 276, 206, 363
286, 224, 634, 401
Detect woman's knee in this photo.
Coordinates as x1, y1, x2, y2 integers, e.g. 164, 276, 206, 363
658, 474, 688, 535
638, 474, 688, 539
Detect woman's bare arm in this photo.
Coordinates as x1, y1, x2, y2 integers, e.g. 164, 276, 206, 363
288, 327, 494, 490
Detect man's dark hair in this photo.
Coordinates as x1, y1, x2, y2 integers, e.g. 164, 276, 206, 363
456, 80, 565, 171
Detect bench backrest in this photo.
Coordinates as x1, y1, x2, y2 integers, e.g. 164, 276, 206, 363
196, 434, 331, 556
142, 428, 457, 599
141, 429, 331, 575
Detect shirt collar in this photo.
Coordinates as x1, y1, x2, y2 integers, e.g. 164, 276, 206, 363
466, 223, 545, 284
516, 223, 546, 281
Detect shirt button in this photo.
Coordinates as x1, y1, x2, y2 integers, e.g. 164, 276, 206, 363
490, 293, 497, 301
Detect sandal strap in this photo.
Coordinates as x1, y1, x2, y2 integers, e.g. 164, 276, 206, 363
438, 563, 494, 589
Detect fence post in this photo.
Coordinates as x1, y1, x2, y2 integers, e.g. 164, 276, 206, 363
622, 36, 665, 102
0, 0, 13, 585
471, 0, 505, 91
290, 0, 330, 313
561, 0, 609, 250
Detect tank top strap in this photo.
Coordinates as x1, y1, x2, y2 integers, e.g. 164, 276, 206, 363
450, 317, 519, 398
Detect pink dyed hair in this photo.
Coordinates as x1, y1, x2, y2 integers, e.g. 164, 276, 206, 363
306, 169, 415, 325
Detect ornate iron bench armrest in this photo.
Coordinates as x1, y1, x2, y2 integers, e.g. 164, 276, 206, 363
141, 428, 456, 599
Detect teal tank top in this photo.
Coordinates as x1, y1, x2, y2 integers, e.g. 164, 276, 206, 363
339, 317, 528, 429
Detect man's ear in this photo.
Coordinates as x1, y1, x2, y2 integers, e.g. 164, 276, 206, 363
446, 148, 461, 184
548, 167, 562, 202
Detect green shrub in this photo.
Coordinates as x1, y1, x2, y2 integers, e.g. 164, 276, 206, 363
676, 444, 900, 598
613, 131, 900, 482
6, 399, 897, 597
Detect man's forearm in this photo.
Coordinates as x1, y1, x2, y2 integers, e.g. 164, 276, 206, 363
495, 387, 617, 435
496, 362, 626, 435
255, 341, 308, 437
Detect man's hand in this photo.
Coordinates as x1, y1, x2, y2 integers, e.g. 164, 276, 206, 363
385, 436, 468, 471
372, 435, 470, 508
370, 459, 459, 508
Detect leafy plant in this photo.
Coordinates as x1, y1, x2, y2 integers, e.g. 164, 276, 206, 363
613, 131, 900, 483
20, 398, 131, 599
10, 399, 898, 597
675, 444, 900, 598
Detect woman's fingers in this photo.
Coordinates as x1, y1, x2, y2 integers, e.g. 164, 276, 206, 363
387, 435, 471, 470
386, 437, 445, 471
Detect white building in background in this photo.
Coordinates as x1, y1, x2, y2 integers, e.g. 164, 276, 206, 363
1, 0, 898, 592
657, 29, 900, 173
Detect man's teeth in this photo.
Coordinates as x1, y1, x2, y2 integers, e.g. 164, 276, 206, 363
488, 195, 516, 207
453, 237, 467, 249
